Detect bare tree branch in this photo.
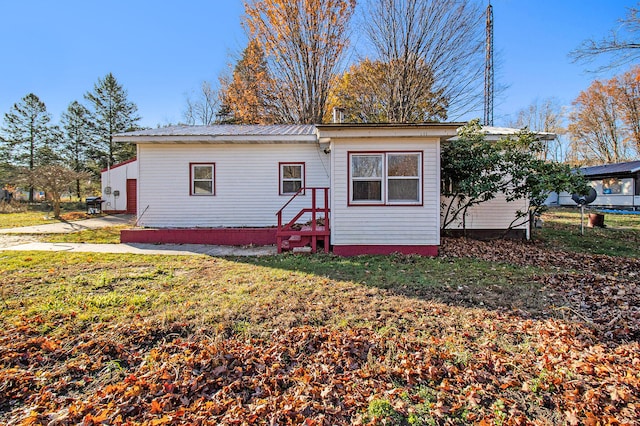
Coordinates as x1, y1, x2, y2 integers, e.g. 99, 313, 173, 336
570, 6, 640, 72
183, 81, 220, 125
362, 0, 484, 121
244, 0, 356, 124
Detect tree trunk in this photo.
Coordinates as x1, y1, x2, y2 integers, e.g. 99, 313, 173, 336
53, 198, 61, 219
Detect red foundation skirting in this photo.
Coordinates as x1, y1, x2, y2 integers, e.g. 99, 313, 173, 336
332, 245, 438, 257
121, 228, 277, 246
103, 210, 127, 214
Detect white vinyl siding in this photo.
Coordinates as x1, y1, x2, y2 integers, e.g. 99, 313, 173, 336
137, 143, 330, 228
331, 138, 440, 246
100, 159, 138, 213
558, 178, 637, 207
440, 194, 529, 234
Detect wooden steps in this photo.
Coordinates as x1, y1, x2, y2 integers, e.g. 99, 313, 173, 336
276, 188, 330, 254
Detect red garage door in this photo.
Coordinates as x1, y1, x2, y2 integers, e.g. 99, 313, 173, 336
126, 179, 137, 214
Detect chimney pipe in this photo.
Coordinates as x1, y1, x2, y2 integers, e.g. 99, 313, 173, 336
332, 107, 345, 124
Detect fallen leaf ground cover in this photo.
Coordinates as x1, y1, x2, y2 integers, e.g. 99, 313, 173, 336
1, 211, 639, 425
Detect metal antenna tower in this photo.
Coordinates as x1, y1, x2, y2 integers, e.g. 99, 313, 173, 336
484, 1, 494, 126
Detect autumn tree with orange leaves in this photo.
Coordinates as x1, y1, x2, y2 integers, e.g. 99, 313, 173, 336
243, 0, 356, 124
219, 40, 276, 124
568, 66, 640, 164
325, 58, 448, 123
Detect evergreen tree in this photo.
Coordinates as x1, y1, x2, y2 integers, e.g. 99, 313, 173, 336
84, 73, 141, 169
0, 93, 58, 201
61, 100, 94, 197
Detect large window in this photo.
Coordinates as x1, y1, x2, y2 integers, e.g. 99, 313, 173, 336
190, 163, 215, 195
280, 162, 305, 195
349, 152, 422, 205
603, 178, 622, 194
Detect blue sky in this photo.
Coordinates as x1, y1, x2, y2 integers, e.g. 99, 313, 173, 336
0, 1, 635, 128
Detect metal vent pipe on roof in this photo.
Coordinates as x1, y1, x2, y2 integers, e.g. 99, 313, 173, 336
332, 107, 345, 124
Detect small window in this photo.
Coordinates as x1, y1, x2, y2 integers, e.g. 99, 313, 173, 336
280, 163, 305, 195
191, 163, 215, 195
635, 175, 640, 196
603, 178, 622, 194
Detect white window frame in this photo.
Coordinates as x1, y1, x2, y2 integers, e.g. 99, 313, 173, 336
350, 154, 384, 203
190, 163, 215, 196
349, 152, 422, 205
280, 162, 305, 195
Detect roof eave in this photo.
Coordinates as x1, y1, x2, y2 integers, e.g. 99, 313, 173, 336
316, 123, 462, 141
112, 134, 319, 144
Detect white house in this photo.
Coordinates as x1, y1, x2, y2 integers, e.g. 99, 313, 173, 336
113, 123, 540, 256
555, 161, 640, 210
100, 158, 138, 214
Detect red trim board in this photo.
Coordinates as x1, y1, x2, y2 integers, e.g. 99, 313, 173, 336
121, 228, 277, 246
332, 245, 438, 257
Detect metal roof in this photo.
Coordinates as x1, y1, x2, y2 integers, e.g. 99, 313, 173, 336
117, 124, 317, 137
481, 126, 556, 140
114, 123, 556, 144
580, 160, 640, 177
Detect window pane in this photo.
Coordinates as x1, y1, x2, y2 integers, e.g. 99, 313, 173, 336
353, 180, 381, 201
283, 165, 301, 179
193, 181, 213, 194
603, 178, 622, 194
388, 154, 419, 177
352, 155, 382, 178
283, 180, 301, 193
194, 166, 212, 180
389, 179, 419, 201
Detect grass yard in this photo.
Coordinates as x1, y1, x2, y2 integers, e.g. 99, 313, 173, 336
41, 225, 127, 244
0, 202, 92, 229
0, 209, 639, 424
536, 207, 640, 257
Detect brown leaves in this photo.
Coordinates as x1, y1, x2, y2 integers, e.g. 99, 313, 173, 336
1, 322, 639, 424
440, 236, 640, 341
2, 237, 640, 424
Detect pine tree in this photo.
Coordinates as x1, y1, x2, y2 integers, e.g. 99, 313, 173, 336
61, 100, 94, 197
85, 73, 141, 169
0, 93, 58, 201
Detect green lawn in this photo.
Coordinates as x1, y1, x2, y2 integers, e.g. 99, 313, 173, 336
41, 225, 126, 243
0, 201, 91, 228
536, 207, 640, 257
